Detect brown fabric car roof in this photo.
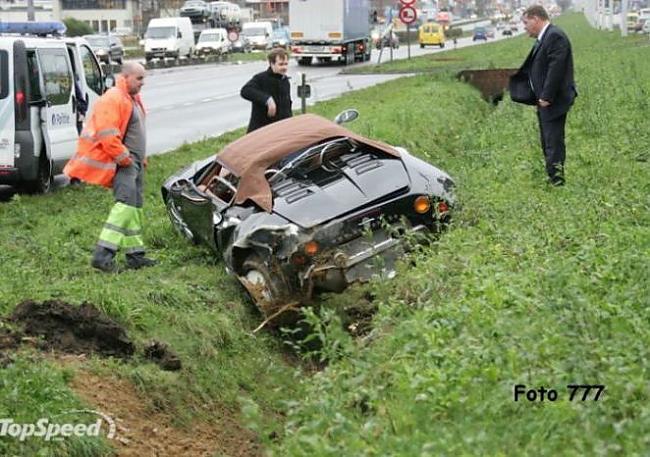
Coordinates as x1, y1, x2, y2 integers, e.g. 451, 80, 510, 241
217, 113, 400, 212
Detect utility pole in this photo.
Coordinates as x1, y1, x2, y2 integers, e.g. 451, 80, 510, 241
27, 0, 35, 21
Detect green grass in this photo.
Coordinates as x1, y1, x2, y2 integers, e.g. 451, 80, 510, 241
1, 12, 649, 456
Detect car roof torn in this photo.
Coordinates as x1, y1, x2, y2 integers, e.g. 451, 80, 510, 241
217, 114, 401, 212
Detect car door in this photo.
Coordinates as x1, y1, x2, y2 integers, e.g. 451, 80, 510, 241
36, 46, 77, 170
172, 180, 224, 246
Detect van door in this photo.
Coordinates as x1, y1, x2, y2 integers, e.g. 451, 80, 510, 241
0, 44, 14, 170
36, 47, 77, 171
77, 43, 104, 110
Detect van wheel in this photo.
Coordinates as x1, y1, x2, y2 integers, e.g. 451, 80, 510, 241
24, 153, 52, 194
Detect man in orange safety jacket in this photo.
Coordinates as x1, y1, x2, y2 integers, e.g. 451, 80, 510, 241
64, 62, 156, 272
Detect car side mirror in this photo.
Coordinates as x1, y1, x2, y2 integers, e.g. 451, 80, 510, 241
178, 31, 182, 38
334, 109, 359, 124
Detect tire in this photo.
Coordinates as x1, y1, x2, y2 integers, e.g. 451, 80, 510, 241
297, 57, 312, 66
24, 153, 52, 194
241, 256, 294, 322
440, 43, 445, 48
420, 43, 424, 49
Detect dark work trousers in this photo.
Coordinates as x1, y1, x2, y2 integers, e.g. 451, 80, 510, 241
113, 155, 144, 208
537, 111, 567, 184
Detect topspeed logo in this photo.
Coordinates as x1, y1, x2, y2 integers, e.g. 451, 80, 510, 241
0, 410, 116, 442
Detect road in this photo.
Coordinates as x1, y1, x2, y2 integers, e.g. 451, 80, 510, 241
142, 27, 520, 155
0, 28, 521, 199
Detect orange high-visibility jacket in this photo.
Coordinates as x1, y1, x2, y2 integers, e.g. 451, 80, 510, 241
64, 76, 145, 187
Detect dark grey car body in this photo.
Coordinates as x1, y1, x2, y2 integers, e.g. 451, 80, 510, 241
83, 34, 123, 64
162, 115, 455, 321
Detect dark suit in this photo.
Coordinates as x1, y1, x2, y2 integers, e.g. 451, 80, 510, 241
240, 67, 292, 133
518, 24, 576, 184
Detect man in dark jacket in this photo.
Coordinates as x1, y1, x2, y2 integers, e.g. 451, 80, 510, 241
240, 48, 292, 133
520, 5, 576, 186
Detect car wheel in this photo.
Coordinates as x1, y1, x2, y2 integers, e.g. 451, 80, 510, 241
24, 152, 52, 194
420, 43, 424, 48
241, 256, 294, 322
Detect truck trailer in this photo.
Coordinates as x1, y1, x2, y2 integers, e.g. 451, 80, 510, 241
289, 0, 371, 66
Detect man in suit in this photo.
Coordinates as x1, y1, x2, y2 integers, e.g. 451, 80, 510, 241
520, 5, 576, 186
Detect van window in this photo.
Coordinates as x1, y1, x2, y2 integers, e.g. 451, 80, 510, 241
80, 45, 103, 94
38, 49, 72, 106
0, 50, 8, 99
26, 51, 43, 102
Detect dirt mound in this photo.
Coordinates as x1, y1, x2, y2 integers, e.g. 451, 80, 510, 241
10, 300, 135, 358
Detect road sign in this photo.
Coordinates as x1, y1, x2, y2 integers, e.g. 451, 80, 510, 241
228, 30, 239, 42
399, 0, 416, 5
399, 6, 417, 25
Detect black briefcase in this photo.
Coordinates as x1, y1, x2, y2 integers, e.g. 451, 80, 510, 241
508, 71, 537, 105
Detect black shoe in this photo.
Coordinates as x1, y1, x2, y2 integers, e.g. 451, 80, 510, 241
91, 246, 117, 273
91, 257, 118, 273
126, 253, 158, 270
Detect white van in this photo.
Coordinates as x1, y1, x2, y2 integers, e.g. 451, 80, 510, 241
0, 23, 107, 193
196, 28, 230, 56
209, 1, 241, 27
241, 21, 273, 50
144, 17, 194, 62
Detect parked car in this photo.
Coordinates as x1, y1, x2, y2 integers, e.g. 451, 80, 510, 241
643, 18, 650, 33
180, 0, 211, 23
486, 26, 495, 38
230, 35, 252, 53
271, 26, 291, 49
162, 111, 455, 322
502, 27, 513, 36
196, 28, 230, 56
144, 17, 195, 62
83, 34, 124, 64
509, 21, 519, 32
473, 26, 488, 41
209, 1, 241, 28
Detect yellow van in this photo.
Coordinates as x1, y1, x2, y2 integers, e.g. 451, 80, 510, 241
419, 22, 445, 48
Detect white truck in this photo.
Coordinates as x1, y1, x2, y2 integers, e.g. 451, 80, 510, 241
289, 0, 372, 66
144, 17, 195, 62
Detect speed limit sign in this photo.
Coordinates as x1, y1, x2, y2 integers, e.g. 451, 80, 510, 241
228, 30, 239, 42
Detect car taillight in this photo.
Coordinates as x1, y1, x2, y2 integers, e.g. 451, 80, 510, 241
332, 46, 342, 54
304, 241, 319, 256
15, 90, 27, 122
291, 46, 302, 53
414, 196, 431, 214
15, 91, 25, 105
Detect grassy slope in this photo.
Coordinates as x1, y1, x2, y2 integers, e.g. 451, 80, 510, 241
268, 14, 650, 456
0, 12, 648, 456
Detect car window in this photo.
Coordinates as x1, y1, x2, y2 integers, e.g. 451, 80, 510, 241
80, 45, 103, 95
38, 48, 72, 106
0, 50, 8, 99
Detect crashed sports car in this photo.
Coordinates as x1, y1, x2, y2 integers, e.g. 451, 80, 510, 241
162, 112, 455, 320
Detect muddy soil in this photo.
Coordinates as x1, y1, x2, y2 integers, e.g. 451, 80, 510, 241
71, 370, 262, 457
10, 300, 135, 358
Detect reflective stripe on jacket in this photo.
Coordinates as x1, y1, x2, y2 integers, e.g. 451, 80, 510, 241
64, 76, 146, 188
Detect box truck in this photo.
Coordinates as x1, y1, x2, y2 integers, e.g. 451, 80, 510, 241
289, 0, 371, 66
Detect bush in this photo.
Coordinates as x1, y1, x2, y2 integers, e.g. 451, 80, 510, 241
63, 17, 93, 37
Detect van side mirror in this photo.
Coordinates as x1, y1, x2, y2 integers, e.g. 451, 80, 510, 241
178, 31, 182, 38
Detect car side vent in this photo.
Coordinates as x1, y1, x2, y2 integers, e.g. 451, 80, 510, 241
343, 154, 384, 176
274, 180, 314, 204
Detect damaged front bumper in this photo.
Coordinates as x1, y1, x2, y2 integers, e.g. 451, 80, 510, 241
305, 225, 427, 293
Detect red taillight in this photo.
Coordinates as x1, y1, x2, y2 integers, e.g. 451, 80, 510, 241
15, 91, 25, 105
291, 46, 302, 53
332, 46, 342, 54
437, 201, 449, 214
